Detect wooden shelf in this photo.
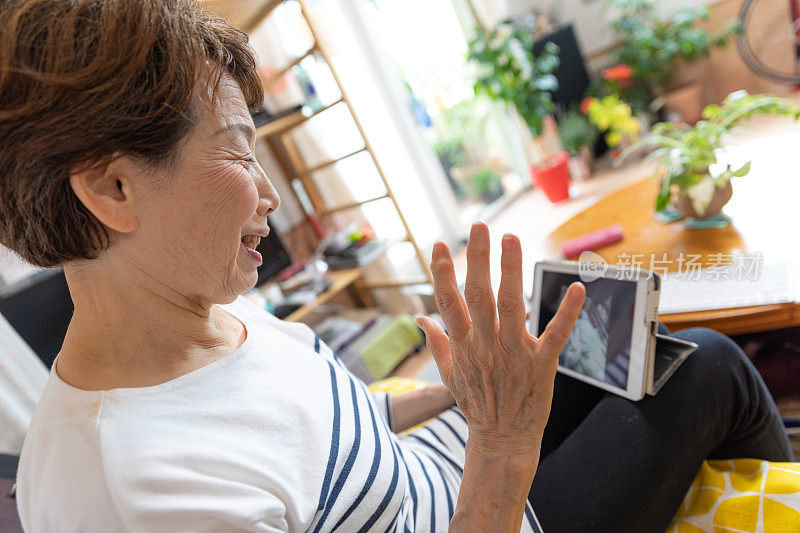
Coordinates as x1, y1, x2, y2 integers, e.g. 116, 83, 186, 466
256, 109, 308, 138
262, 45, 317, 87
319, 194, 389, 217
256, 98, 343, 139
284, 268, 363, 322
301, 146, 368, 176
358, 277, 430, 290
249, 0, 434, 304
241, 0, 284, 33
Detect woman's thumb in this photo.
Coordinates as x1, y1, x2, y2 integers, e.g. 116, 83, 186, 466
416, 316, 453, 380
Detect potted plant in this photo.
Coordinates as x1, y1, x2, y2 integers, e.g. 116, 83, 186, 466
623, 91, 800, 219
558, 108, 600, 180
607, 0, 739, 123
431, 98, 489, 201
469, 166, 504, 204
467, 20, 571, 203
583, 94, 641, 153
432, 135, 467, 200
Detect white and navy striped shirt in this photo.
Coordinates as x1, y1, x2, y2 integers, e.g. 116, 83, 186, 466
17, 296, 543, 532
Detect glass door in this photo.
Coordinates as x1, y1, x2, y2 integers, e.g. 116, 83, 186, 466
365, 0, 532, 226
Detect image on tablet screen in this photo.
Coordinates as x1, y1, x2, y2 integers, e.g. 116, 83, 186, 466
538, 271, 636, 388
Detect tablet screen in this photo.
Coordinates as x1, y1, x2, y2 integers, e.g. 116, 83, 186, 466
538, 271, 637, 388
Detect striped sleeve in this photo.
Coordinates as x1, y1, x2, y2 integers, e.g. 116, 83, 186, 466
310, 328, 396, 432
370, 391, 394, 431
299, 325, 396, 433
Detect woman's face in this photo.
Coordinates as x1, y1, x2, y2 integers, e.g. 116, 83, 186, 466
120, 74, 280, 305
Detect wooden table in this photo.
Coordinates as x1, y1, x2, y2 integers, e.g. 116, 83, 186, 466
547, 132, 800, 336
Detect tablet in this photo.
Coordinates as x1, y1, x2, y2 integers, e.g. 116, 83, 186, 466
528, 260, 657, 401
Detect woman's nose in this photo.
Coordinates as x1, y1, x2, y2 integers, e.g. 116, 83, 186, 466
257, 195, 278, 217
255, 166, 280, 217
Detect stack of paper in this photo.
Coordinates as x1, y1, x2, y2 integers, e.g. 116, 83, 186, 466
658, 262, 796, 314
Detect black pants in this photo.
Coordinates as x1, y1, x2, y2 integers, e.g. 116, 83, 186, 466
528, 327, 793, 532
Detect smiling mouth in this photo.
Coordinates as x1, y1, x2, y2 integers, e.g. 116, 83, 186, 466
241, 235, 261, 250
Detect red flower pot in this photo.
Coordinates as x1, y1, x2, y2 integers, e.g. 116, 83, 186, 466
530, 152, 571, 203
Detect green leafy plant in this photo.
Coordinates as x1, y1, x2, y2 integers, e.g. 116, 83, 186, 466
470, 166, 504, 203
558, 109, 600, 155
430, 99, 491, 200
623, 91, 800, 214
467, 20, 560, 136
609, 0, 739, 90
432, 135, 466, 168
585, 94, 640, 148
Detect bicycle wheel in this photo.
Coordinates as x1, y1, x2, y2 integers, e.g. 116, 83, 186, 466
737, 0, 800, 85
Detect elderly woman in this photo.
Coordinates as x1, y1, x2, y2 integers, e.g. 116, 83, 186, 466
1, 1, 792, 532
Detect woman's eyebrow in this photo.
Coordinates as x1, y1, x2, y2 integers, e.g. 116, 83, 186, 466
215, 123, 256, 144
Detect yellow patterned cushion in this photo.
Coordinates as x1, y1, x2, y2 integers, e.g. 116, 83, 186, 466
370, 376, 429, 395
371, 378, 800, 531
667, 459, 800, 532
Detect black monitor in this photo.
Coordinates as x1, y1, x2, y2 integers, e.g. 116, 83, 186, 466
0, 270, 72, 369
534, 25, 591, 110
255, 223, 292, 286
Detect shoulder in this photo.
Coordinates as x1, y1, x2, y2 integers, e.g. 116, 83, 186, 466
224, 295, 317, 345
94, 390, 327, 531
19, 381, 316, 532
17, 329, 330, 532
16, 379, 126, 532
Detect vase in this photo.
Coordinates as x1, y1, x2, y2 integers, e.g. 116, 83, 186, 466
675, 181, 733, 219
530, 152, 571, 203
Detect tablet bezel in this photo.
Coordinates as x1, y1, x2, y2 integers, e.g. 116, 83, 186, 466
528, 260, 651, 401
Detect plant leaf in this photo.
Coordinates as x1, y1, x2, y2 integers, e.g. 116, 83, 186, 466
730, 161, 751, 177
655, 190, 670, 211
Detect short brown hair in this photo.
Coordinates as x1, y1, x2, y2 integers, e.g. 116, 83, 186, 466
0, 0, 264, 267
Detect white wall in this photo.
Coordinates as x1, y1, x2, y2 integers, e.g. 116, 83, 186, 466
503, 0, 710, 56
0, 312, 47, 455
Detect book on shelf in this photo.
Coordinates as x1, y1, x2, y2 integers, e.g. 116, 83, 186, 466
324, 239, 389, 270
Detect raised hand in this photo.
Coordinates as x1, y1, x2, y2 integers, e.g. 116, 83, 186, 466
416, 223, 585, 457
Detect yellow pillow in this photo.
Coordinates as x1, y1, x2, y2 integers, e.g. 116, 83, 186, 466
668, 459, 800, 532
371, 378, 800, 532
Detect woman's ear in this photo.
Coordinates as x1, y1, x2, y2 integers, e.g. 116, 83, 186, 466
69, 155, 140, 233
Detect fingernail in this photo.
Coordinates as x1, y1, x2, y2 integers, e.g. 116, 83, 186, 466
502, 234, 513, 249
440, 243, 452, 260
471, 222, 488, 235
570, 282, 585, 296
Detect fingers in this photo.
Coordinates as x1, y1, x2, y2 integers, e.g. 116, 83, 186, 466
416, 316, 453, 384
431, 241, 471, 339
464, 223, 497, 337
497, 234, 526, 341
539, 282, 586, 355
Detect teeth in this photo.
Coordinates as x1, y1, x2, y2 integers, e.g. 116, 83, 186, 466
241, 235, 260, 249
